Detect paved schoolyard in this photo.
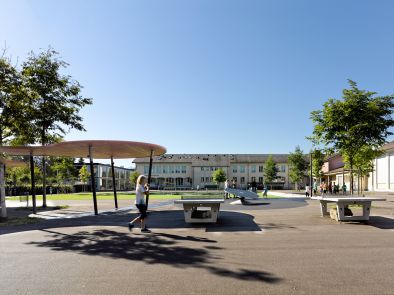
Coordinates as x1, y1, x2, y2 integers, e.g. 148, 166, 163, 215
0, 198, 393, 295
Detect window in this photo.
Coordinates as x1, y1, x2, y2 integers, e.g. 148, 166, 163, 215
259, 165, 263, 172
170, 166, 175, 173
144, 166, 149, 174
182, 165, 187, 173
279, 165, 286, 172
240, 177, 245, 184
201, 177, 205, 183
162, 166, 167, 174
251, 177, 256, 182
201, 167, 204, 171
240, 165, 245, 173
251, 165, 256, 173
157, 165, 162, 174
232, 165, 237, 173
210, 167, 214, 171
175, 165, 180, 173
258, 177, 263, 183
206, 177, 210, 182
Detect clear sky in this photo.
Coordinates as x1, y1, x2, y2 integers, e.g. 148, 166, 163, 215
1, 0, 394, 167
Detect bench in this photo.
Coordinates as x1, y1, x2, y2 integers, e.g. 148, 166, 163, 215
174, 197, 224, 223
311, 196, 386, 222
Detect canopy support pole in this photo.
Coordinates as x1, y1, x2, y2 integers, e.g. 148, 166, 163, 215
88, 145, 98, 215
310, 151, 313, 198
29, 152, 36, 214
111, 156, 118, 209
146, 149, 153, 209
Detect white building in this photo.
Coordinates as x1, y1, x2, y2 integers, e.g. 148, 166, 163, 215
133, 154, 292, 190
368, 141, 394, 192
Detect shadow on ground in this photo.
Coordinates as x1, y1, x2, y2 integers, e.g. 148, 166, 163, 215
28, 229, 281, 283
0, 210, 262, 235
367, 216, 394, 230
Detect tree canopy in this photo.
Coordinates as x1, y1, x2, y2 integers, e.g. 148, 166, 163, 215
288, 146, 308, 190
212, 169, 227, 186
263, 155, 277, 187
310, 80, 394, 194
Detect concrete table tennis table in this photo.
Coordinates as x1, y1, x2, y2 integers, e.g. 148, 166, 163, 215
174, 198, 224, 223
311, 196, 386, 222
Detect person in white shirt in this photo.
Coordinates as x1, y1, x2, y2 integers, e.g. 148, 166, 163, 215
128, 175, 150, 233
224, 179, 229, 199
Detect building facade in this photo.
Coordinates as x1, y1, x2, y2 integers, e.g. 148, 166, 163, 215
75, 163, 134, 192
133, 154, 292, 190
368, 141, 394, 192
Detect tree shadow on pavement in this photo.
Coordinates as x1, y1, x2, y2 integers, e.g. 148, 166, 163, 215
28, 229, 281, 284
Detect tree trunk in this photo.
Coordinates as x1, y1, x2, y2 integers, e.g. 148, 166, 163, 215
41, 128, 47, 208
349, 160, 354, 196
0, 132, 7, 221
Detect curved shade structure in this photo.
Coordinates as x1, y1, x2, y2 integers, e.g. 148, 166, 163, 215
0, 146, 46, 156
44, 140, 166, 159
0, 140, 166, 158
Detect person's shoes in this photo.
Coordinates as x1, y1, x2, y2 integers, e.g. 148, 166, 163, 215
141, 227, 151, 233
128, 222, 134, 232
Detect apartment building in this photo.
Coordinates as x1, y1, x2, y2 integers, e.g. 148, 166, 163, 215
133, 154, 292, 189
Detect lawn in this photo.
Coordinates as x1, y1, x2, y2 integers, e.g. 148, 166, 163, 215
7, 191, 282, 201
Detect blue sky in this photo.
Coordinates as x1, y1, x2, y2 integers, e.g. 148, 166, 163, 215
1, 0, 394, 166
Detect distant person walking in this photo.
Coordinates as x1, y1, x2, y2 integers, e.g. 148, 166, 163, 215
342, 183, 347, 195
328, 182, 333, 195
224, 179, 229, 199
305, 185, 310, 198
128, 175, 150, 233
263, 185, 268, 198
251, 180, 257, 193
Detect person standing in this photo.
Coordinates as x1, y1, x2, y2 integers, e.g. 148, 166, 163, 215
251, 179, 257, 193
224, 179, 229, 199
263, 184, 268, 198
305, 185, 310, 198
342, 183, 347, 195
128, 175, 150, 233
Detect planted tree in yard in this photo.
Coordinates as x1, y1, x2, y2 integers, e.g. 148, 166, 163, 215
310, 80, 394, 195
0, 54, 30, 220
343, 145, 382, 195
79, 165, 90, 192
130, 171, 140, 187
263, 155, 278, 189
212, 168, 227, 189
288, 146, 308, 190
20, 48, 92, 207
311, 149, 325, 180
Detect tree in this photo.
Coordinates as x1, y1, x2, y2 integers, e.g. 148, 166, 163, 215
311, 149, 325, 180
79, 165, 90, 192
288, 146, 308, 190
0, 53, 30, 220
212, 168, 226, 189
130, 171, 140, 187
343, 145, 382, 195
20, 48, 92, 207
310, 80, 394, 194
263, 155, 278, 189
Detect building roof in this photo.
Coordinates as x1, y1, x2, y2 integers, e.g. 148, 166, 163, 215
133, 154, 291, 165
382, 140, 394, 151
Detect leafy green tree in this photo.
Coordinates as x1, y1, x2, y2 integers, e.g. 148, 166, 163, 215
310, 80, 394, 194
263, 155, 278, 189
288, 146, 308, 190
343, 145, 382, 194
20, 48, 92, 207
212, 168, 227, 189
130, 171, 140, 186
310, 149, 325, 180
78, 165, 90, 192
0, 54, 30, 219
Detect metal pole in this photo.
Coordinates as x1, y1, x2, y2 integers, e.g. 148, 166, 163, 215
111, 156, 118, 209
30, 152, 36, 214
310, 151, 313, 198
146, 149, 153, 209
88, 145, 98, 215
